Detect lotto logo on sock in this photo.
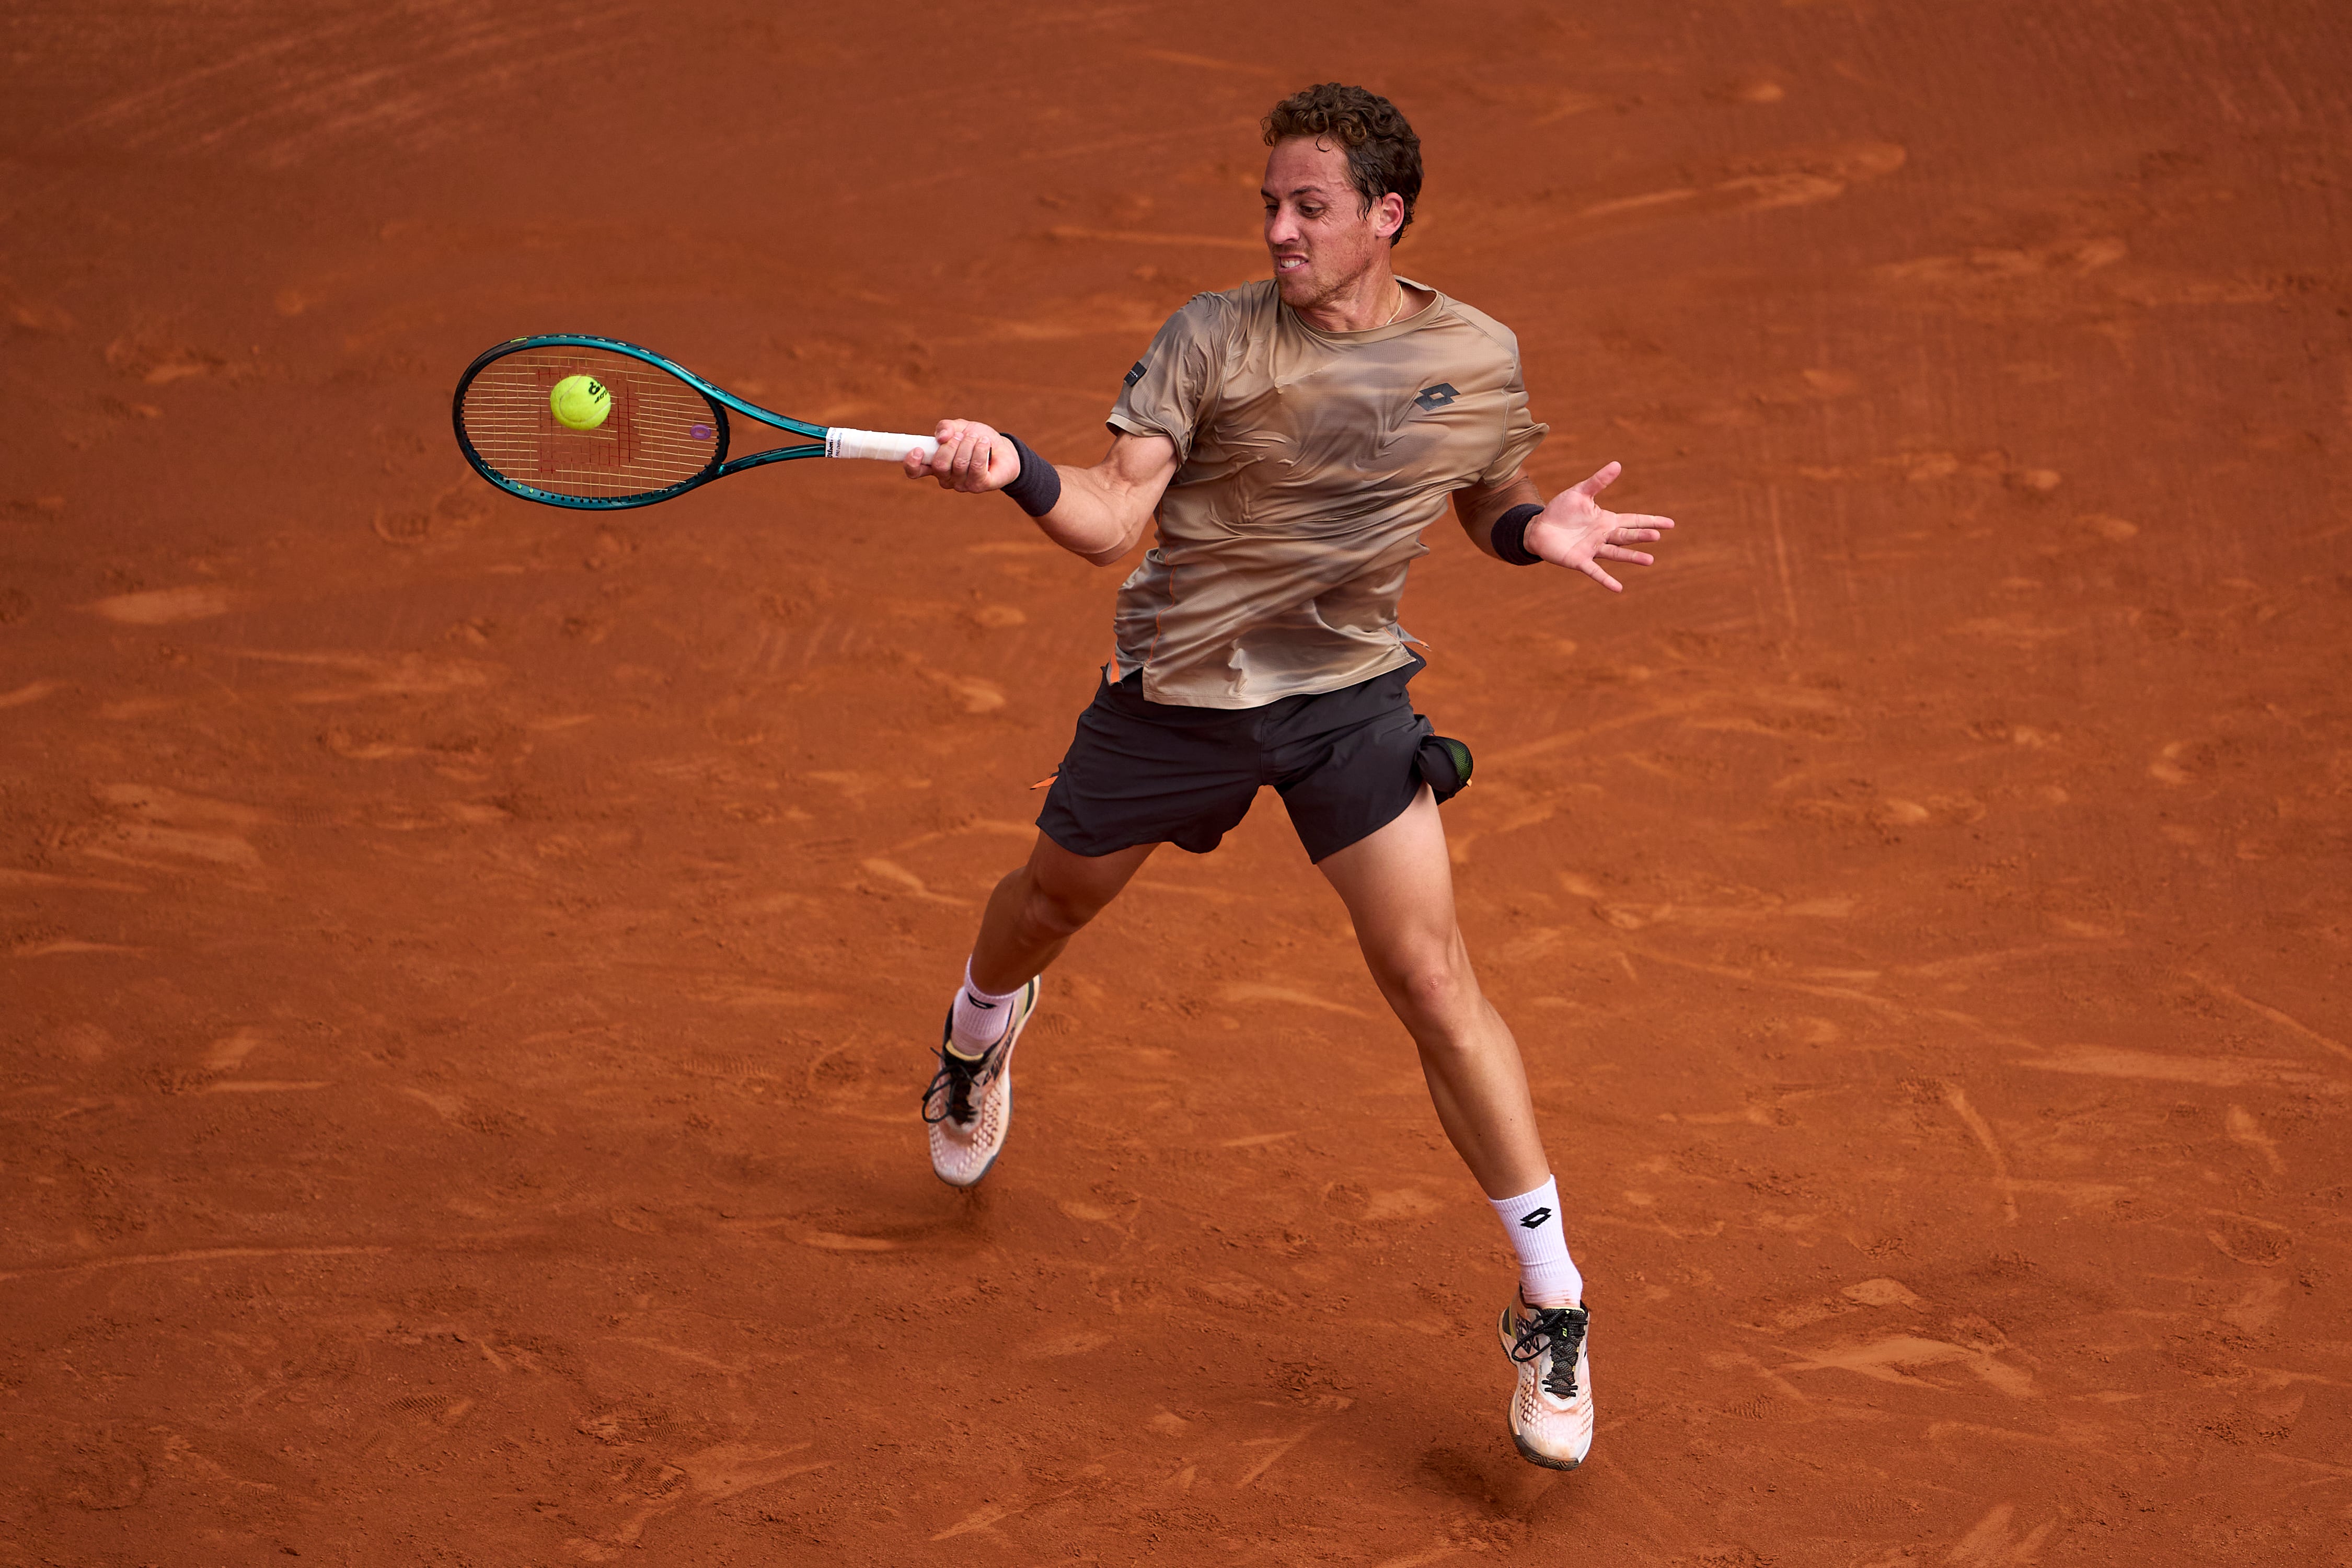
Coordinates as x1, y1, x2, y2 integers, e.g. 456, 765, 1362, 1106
1519, 1207, 1553, 1229
965, 994, 996, 1009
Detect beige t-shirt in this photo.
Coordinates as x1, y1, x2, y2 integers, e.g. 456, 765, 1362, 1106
1104, 277, 1546, 708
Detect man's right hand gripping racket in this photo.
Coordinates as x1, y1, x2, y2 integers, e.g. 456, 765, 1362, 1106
452, 334, 939, 510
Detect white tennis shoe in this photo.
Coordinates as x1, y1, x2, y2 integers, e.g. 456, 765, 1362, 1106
1498, 1296, 1593, 1469
921, 976, 1040, 1188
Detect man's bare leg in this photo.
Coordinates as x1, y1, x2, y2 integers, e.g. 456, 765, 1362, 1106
1315, 786, 1551, 1205
1319, 785, 1594, 1470
926, 833, 1157, 1188
969, 834, 1158, 994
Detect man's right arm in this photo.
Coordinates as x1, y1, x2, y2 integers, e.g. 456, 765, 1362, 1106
905, 422, 1178, 568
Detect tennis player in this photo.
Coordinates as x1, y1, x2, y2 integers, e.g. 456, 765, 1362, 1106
903, 83, 1672, 1471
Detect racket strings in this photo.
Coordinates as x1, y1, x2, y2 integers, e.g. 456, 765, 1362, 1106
458, 347, 719, 500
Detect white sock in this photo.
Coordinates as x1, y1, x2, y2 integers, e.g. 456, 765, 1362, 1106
1490, 1175, 1582, 1307
948, 958, 1024, 1059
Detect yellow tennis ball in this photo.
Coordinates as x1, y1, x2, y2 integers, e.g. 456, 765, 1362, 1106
549, 374, 610, 431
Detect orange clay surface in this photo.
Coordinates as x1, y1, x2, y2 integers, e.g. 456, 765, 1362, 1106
4, 4, 2350, 1564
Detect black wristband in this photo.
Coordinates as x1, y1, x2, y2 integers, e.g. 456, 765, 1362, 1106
1492, 502, 1545, 566
1000, 433, 1063, 518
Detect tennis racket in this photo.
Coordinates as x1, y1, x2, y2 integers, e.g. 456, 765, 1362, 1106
451, 334, 939, 510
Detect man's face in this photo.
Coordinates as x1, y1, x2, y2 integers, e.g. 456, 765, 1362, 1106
1262, 136, 1400, 311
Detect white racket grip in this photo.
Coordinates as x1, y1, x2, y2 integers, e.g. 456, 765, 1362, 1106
825, 428, 939, 463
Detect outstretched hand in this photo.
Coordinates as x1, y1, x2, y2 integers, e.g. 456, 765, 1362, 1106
1526, 462, 1675, 592
905, 419, 1021, 492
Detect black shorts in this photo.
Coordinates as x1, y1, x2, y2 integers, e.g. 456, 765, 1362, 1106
1036, 654, 1436, 863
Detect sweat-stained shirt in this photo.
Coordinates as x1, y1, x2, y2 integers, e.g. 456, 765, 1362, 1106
1103, 276, 1546, 708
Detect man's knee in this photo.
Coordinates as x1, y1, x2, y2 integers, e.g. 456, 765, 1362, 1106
1378, 950, 1477, 1025
1018, 873, 1110, 942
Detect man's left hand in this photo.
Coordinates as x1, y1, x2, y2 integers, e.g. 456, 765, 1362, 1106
1527, 462, 1675, 592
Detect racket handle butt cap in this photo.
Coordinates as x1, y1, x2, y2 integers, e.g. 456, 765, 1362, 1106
826, 428, 939, 462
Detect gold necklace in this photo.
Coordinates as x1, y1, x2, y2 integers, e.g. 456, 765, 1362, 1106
1381, 282, 1405, 327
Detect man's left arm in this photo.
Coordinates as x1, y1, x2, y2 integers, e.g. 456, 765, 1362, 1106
1452, 462, 1675, 594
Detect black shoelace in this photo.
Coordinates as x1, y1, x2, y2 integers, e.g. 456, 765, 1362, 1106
1508, 1303, 1589, 1400
920, 1013, 995, 1127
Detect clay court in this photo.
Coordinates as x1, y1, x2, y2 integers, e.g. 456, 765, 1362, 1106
5, 2, 2349, 1562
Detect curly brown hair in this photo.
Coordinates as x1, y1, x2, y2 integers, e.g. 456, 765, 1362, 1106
1262, 83, 1422, 247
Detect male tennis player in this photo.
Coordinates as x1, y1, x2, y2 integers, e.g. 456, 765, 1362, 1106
902, 83, 1671, 1471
